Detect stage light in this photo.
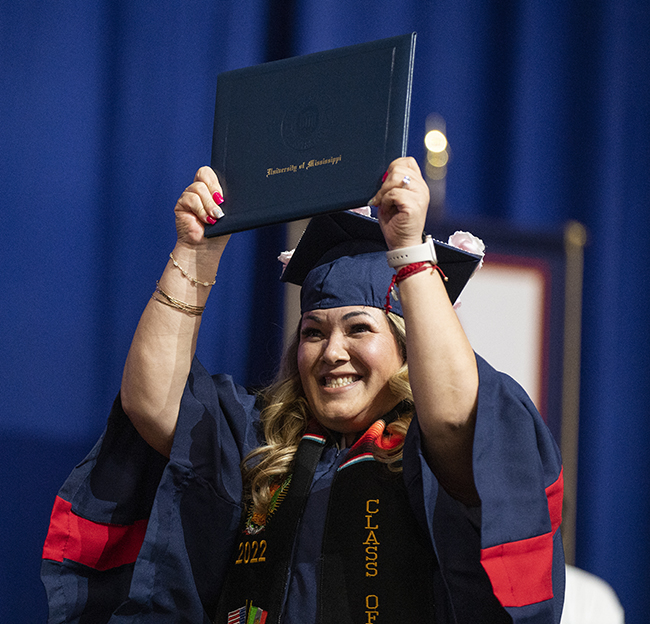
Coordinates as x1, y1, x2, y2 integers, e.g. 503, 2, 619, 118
424, 129, 448, 153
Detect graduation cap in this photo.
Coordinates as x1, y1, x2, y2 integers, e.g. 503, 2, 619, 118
281, 210, 483, 316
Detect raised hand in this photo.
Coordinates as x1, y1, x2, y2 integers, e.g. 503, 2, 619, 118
369, 157, 430, 251
174, 166, 228, 250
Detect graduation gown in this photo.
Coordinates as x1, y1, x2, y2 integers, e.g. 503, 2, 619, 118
41, 355, 564, 623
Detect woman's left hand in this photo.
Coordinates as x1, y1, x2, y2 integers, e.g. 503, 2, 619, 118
369, 157, 430, 251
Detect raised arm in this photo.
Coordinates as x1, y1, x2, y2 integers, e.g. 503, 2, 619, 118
371, 158, 480, 503
121, 166, 229, 456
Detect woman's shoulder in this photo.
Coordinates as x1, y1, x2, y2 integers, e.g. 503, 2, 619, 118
170, 358, 264, 463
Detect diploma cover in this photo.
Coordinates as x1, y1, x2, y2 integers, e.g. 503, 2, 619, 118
205, 33, 416, 237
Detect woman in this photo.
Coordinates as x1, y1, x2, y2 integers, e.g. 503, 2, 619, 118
42, 158, 565, 623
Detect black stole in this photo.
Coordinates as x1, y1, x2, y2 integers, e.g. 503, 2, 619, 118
215, 415, 437, 624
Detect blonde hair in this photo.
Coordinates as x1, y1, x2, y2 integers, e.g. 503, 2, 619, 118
241, 311, 413, 516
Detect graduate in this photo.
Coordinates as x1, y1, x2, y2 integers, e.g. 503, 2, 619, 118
42, 158, 564, 623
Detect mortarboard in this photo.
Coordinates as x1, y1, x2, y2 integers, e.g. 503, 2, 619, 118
281, 210, 483, 316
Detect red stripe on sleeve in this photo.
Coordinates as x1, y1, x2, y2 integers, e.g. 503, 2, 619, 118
42, 495, 148, 571
480, 468, 564, 607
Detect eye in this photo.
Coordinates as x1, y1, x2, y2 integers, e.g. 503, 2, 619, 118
300, 326, 323, 340
349, 323, 372, 335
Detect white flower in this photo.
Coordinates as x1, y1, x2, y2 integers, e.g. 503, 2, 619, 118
278, 249, 295, 275
448, 231, 485, 270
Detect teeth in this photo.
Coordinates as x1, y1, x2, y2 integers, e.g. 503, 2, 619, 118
324, 376, 357, 388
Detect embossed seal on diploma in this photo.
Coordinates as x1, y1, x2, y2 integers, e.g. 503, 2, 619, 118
281, 93, 333, 151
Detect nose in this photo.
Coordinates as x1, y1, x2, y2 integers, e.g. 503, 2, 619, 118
321, 331, 350, 365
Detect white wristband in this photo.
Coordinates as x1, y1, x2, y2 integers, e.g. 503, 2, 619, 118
386, 235, 438, 268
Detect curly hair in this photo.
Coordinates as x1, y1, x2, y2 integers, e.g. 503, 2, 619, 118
241, 311, 414, 517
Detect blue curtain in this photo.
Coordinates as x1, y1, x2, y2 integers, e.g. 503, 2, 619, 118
2, 1, 648, 622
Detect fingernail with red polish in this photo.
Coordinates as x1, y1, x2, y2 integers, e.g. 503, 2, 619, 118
206, 215, 217, 225
381, 171, 388, 183
212, 191, 224, 204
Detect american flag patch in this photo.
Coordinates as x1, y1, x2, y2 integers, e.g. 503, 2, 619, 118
227, 604, 268, 624
227, 606, 247, 624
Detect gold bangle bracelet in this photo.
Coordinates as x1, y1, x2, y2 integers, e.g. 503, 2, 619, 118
152, 281, 206, 316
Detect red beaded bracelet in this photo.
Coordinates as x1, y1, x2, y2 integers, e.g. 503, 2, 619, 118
384, 262, 448, 313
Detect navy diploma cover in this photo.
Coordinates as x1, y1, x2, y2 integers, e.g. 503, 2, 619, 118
206, 33, 417, 237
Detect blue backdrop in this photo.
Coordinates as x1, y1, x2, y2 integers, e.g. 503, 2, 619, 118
1, 1, 648, 622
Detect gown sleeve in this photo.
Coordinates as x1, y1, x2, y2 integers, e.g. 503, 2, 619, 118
402, 354, 565, 624
41, 358, 261, 624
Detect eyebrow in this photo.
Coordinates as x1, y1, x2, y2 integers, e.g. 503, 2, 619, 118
302, 310, 375, 324
341, 310, 374, 321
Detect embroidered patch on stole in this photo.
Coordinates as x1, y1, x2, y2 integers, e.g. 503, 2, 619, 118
244, 474, 292, 536
227, 602, 268, 623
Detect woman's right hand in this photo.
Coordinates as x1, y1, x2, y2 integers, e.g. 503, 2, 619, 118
174, 166, 229, 250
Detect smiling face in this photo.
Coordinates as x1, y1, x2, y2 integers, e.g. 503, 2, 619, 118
297, 305, 404, 435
